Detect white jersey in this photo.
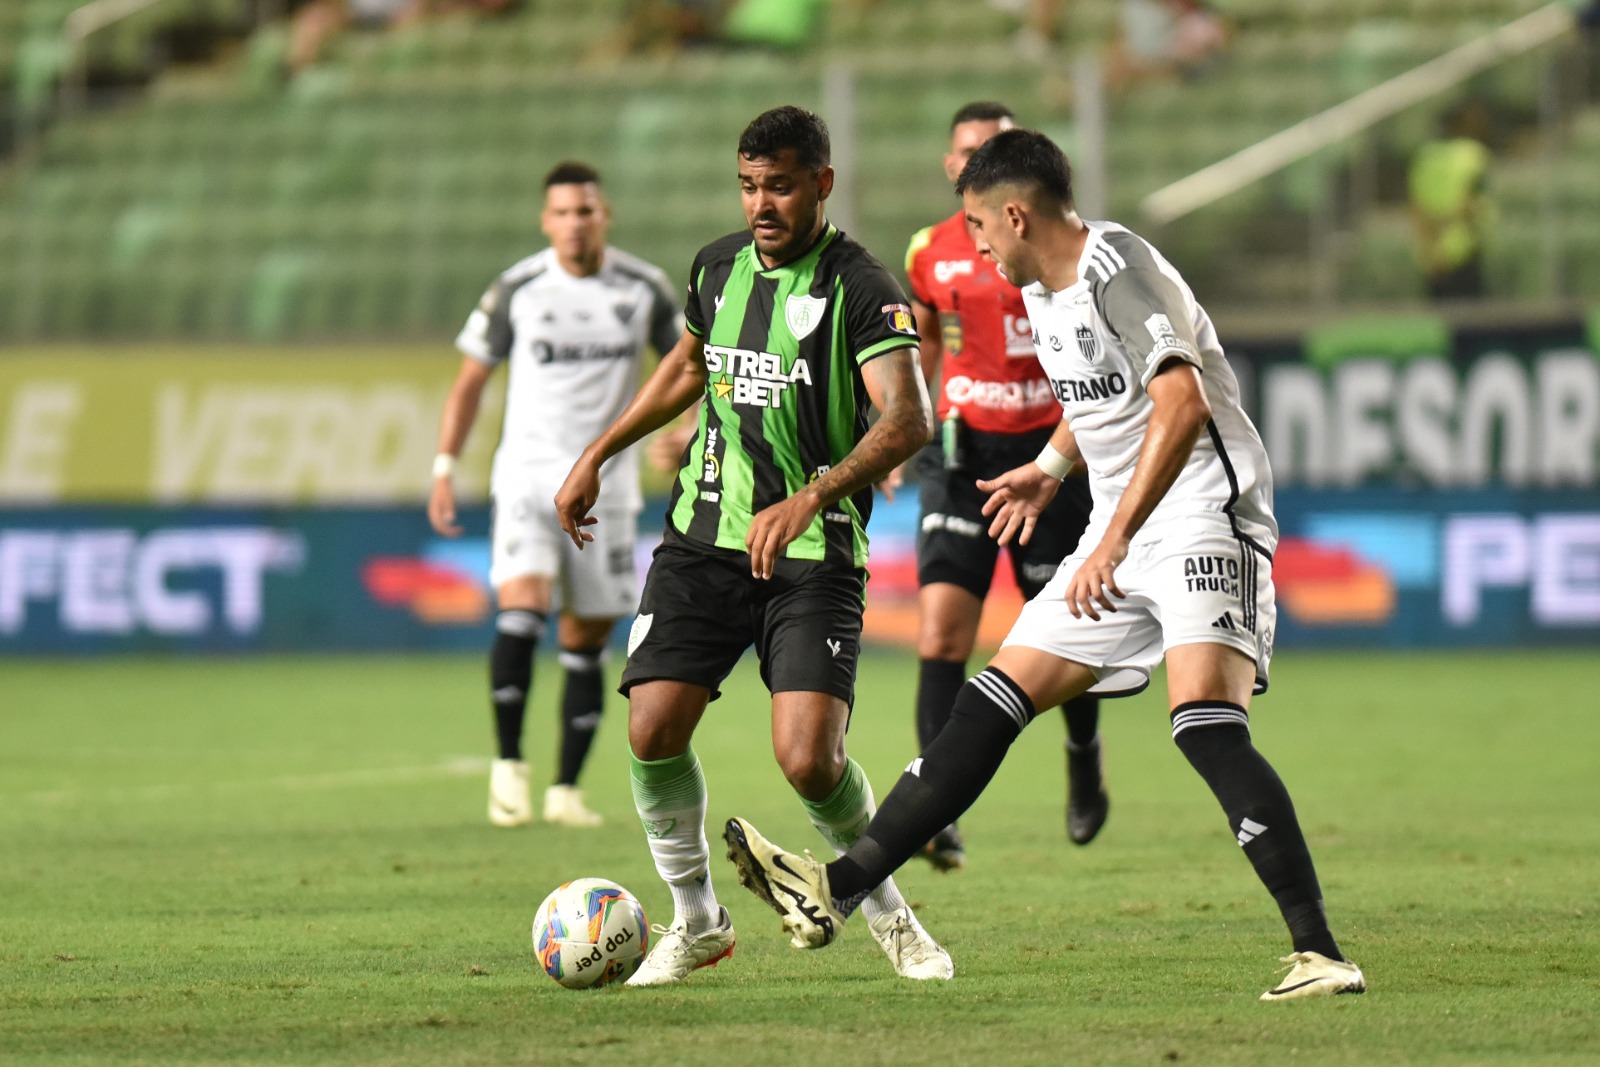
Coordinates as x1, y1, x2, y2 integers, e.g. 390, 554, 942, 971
1022, 221, 1277, 554
456, 246, 683, 511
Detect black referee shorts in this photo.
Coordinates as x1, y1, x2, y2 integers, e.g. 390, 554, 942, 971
916, 428, 1093, 601
620, 528, 865, 705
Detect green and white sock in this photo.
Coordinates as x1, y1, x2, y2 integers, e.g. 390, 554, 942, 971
630, 748, 719, 933
801, 757, 907, 919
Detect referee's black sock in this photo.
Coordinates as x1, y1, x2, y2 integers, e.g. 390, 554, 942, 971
556, 647, 606, 786
915, 658, 968, 750
1170, 702, 1343, 961
489, 609, 546, 762
828, 668, 1033, 913
1062, 692, 1100, 747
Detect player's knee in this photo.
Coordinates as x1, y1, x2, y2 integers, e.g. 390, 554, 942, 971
626, 704, 692, 762
775, 745, 846, 803
916, 631, 974, 661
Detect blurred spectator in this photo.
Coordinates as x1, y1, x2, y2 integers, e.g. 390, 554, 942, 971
596, 0, 725, 60
1409, 101, 1495, 302
288, 0, 518, 73
1104, 0, 1229, 91
988, 0, 1064, 61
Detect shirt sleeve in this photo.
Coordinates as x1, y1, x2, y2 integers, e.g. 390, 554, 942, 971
646, 269, 685, 354
454, 274, 515, 365
841, 255, 921, 366
683, 250, 710, 338
904, 226, 936, 308
1098, 267, 1202, 387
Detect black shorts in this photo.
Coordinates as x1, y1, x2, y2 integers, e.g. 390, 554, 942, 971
916, 427, 1093, 601
620, 528, 865, 704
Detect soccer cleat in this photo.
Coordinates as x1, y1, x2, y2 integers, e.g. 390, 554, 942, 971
624, 908, 736, 987
543, 784, 603, 828
866, 906, 954, 980
723, 816, 846, 950
1066, 737, 1110, 845
487, 758, 532, 827
920, 824, 966, 872
1260, 951, 1367, 1001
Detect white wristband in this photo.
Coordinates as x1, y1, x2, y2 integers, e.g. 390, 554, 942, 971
431, 453, 457, 479
1035, 443, 1074, 480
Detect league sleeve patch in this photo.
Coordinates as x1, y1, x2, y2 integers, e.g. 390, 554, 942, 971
882, 303, 918, 336
1143, 312, 1197, 362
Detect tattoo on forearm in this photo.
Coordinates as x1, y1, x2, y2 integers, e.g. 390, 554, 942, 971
806, 357, 930, 507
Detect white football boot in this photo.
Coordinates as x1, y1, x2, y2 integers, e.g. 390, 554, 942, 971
625, 908, 736, 987
866, 906, 954, 980
722, 816, 846, 949
487, 759, 531, 827
543, 784, 603, 828
1260, 951, 1367, 1001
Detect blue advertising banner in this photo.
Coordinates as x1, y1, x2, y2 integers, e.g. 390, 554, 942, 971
0, 506, 507, 654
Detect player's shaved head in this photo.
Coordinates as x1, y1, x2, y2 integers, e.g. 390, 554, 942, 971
955, 128, 1074, 210
544, 160, 602, 188
739, 106, 831, 173
950, 101, 1015, 131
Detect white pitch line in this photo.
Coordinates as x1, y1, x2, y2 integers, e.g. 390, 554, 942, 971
5, 757, 489, 806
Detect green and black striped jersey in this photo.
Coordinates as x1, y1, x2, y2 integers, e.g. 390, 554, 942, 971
669, 223, 920, 569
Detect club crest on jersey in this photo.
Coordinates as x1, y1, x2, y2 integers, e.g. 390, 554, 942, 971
1075, 324, 1098, 362
785, 294, 826, 340
882, 303, 917, 336
612, 301, 636, 325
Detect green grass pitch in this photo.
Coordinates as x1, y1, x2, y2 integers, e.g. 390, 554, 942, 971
3, 650, 1597, 1066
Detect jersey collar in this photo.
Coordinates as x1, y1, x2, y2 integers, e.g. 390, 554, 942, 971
752, 223, 838, 276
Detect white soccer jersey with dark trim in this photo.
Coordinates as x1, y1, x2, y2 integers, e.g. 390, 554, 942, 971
1021, 221, 1277, 552
456, 246, 683, 511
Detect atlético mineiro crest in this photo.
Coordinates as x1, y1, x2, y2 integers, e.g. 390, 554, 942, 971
785, 294, 826, 340
612, 301, 636, 325
1075, 324, 1098, 362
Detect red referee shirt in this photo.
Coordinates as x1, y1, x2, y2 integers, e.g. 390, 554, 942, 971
905, 211, 1061, 435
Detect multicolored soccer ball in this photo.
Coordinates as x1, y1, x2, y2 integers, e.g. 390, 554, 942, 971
532, 878, 650, 989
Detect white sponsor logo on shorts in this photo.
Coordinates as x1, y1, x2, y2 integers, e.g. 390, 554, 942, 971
627, 613, 654, 656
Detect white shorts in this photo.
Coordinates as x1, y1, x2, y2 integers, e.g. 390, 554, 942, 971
489, 488, 639, 620
1002, 523, 1275, 697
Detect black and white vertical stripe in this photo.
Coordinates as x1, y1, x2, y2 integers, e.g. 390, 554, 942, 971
1170, 703, 1250, 739
970, 668, 1033, 732
1236, 538, 1258, 634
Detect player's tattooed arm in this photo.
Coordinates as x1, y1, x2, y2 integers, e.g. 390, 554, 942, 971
744, 347, 933, 578
556, 329, 708, 547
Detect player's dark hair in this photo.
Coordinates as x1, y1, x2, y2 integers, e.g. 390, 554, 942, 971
738, 106, 830, 172
954, 128, 1073, 208
950, 100, 1014, 131
544, 161, 602, 188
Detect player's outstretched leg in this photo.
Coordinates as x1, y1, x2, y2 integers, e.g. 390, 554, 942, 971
544, 647, 606, 828
1063, 693, 1109, 845
626, 747, 735, 986
1168, 701, 1365, 1000
801, 759, 952, 979
727, 667, 1033, 950
487, 608, 546, 826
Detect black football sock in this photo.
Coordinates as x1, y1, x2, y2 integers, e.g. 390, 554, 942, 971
556, 647, 606, 786
489, 609, 546, 762
1062, 693, 1100, 748
916, 658, 967, 749
1170, 702, 1343, 961
828, 668, 1033, 914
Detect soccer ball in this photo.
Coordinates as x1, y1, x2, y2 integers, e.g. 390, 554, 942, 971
532, 878, 650, 989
